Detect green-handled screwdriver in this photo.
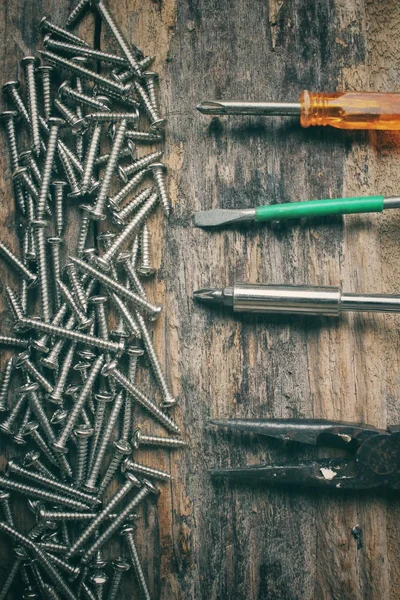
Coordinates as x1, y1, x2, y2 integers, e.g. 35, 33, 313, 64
193, 195, 400, 228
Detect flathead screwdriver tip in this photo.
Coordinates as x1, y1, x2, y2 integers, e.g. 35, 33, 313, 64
196, 101, 226, 115
194, 208, 256, 228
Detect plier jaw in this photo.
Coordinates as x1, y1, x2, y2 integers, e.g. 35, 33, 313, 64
209, 418, 400, 490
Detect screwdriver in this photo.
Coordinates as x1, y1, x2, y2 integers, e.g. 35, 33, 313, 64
193, 284, 400, 316
194, 195, 400, 228
196, 91, 400, 130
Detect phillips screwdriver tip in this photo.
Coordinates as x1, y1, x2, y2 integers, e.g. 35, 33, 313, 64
193, 288, 223, 304
196, 101, 226, 115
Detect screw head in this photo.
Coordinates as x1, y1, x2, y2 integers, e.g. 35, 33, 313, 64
89, 571, 108, 586
149, 118, 167, 132
19, 381, 39, 394
47, 390, 64, 405
74, 424, 94, 439
137, 265, 156, 276
0, 110, 19, 121
65, 384, 81, 398
0, 489, 10, 501
113, 439, 132, 455
143, 477, 159, 496
91, 255, 111, 271
22, 450, 40, 467
95, 391, 114, 403
21, 56, 40, 68
31, 219, 50, 230
125, 346, 144, 358
2, 80, 21, 92
101, 359, 118, 377
131, 428, 142, 450
36, 64, 53, 74
51, 441, 69, 455
40, 355, 59, 370
22, 421, 39, 436
47, 236, 63, 246
89, 295, 108, 306
160, 393, 177, 409
149, 161, 167, 174
112, 557, 130, 572
120, 523, 134, 536
47, 116, 66, 128
50, 408, 68, 425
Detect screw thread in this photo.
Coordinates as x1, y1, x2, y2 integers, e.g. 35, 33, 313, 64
4, 116, 19, 169
0, 557, 23, 600
0, 496, 15, 528
58, 145, 81, 196
153, 167, 170, 216
82, 484, 152, 563
18, 356, 54, 394
57, 280, 90, 328
5, 85, 30, 124
48, 238, 63, 310
139, 222, 153, 271
27, 426, 59, 465
0, 357, 14, 410
123, 257, 147, 298
24, 61, 41, 155
0, 240, 37, 283
109, 168, 148, 209
88, 397, 108, 473
41, 313, 75, 369
0, 394, 27, 434
124, 531, 151, 600
121, 392, 133, 441
40, 69, 52, 119
98, 444, 127, 494
125, 130, 162, 142
144, 76, 158, 110
37, 124, 61, 218
34, 457, 57, 481
0, 335, 29, 348
77, 210, 91, 255
66, 0, 91, 28
74, 435, 91, 487
86, 390, 124, 488
121, 150, 163, 181
107, 366, 180, 433
81, 122, 102, 194
34, 225, 52, 323
108, 570, 123, 600
124, 458, 171, 481
113, 187, 153, 226
0, 475, 89, 510
138, 433, 186, 449
133, 80, 159, 123
66, 264, 88, 312
52, 182, 66, 237
54, 98, 80, 129
40, 17, 90, 47
50, 342, 77, 404
95, 145, 133, 167
13, 405, 31, 444
60, 83, 111, 113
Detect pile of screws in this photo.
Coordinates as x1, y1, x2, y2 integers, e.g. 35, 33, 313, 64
0, 1, 183, 598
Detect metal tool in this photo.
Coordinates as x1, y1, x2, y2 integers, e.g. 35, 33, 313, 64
194, 195, 400, 228
197, 91, 400, 130
209, 418, 400, 489
194, 283, 400, 316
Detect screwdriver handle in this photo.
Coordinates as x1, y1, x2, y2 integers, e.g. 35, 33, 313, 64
300, 91, 400, 130
255, 196, 384, 222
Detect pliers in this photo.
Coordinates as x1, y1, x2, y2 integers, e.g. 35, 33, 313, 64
209, 418, 400, 490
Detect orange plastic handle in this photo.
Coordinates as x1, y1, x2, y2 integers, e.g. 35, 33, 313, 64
300, 90, 400, 130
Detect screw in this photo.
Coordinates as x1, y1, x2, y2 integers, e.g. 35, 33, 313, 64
48, 342, 77, 405
17, 317, 125, 354
64, 262, 89, 312
0, 392, 27, 435
66, 471, 141, 558
84, 110, 139, 125
6, 459, 99, 506
107, 167, 150, 212
16, 349, 55, 398
73, 424, 93, 487
0, 474, 89, 510
0, 110, 26, 213
132, 79, 166, 131
122, 458, 172, 481
121, 386, 134, 441
87, 391, 113, 474
127, 346, 144, 383
88, 568, 108, 599
102, 360, 180, 433
32, 219, 52, 323
13, 403, 32, 446
91, 0, 142, 76
81, 479, 158, 564
70, 256, 162, 318
53, 98, 86, 134
0, 490, 15, 527
112, 55, 153, 84
52, 180, 68, 237
136, 311, 176, 407
142, 71, 159, 109
117, 251, 147, 298
118, 149, 163, 183
22, 450, 57, 481
121, 524, 152, 600
45, 551, 81, 582
36, 64, 53, 119
150, 162, 170, 217
93, 191, 159, 271
59, 80, 111, 113
0, 546, 29, 600
65, 0, 91, 28
40, 50, 133, 99
0, 520, 78, 600
40, 314, 76, 370
0, 239, 37, 286
112, 186, 153, 226
77, 207, 92, 256
37, 508, 126, 521
94, 143, 135, 167
23, 421, 59, 466
21, 56, 41, 156
37, 118, 65, 219
108, 558, 130, 600
84, 118, 128, 221
98, 439, 132, 495
125, 129, 163, 142
90, 296, 109, 339
52, 354, 105, 453
48, 237, 63, 310
0, 357, 14, 412
84, 389, 125, 491
109, 293, 141, 338
5, 287, 28, 329
0, 335, 29, 348
137, 222, 155, 276
44, 35, 132, 69
57, 142, 84, 197
40, 16, 90, 47
2, 80, 30, 125
132, 428, 186, 449
57, 280, 93, 329
81, 121, 103, 195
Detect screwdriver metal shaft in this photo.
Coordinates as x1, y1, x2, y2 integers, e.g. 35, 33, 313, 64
194, 284, 400, 316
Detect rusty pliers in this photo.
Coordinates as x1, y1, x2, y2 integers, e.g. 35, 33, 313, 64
209, 418, 400, 490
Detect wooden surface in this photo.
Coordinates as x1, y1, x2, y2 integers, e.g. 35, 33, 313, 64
0, 0, 399, 598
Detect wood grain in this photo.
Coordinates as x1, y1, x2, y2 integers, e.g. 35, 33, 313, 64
0, 0, 398, 598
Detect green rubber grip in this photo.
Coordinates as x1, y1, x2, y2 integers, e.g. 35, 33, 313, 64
255, 196, 385, 221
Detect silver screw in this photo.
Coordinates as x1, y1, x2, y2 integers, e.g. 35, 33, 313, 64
0, 357, 14, 412
84, 118, 128, 221
80, 121, 104, 195
88, 568, 108, 599
70, 256, 162, 318
50, 408, 68, 427
102, 360, 180, 433
94, 142, 135, 167
125, 129, 163, 143
73, 424, 93, 487
108, 558, 130, 600
23, 421, 59, 466
36, 64, 53, 119
133, 79, 166, 131
47, 342, 77, 405
90, 296, 109, 339
87, 391, 113, 474
112, 186, 153, 226
0, 490, 15, 527
107, 167, 150, 212
52, 354, 105, 453
22, 450, 57, 481
65, 0, 91, 28
48, 237, 63, 310
121, 386, 133, 441
77, 207, 92, 256
121, 524, 152, 600
122, 457, 172, 481
0, 474, 89, 510
21, 56, 41, 156
40, 15, 90, 47
117, 251, 147, 297
52, 180, 68, 237
0, 335, 29, 348
150, 162, 171, 217
80, 479, 158, 564
53, 98, 86, 134
59, 80, 111, 113
0, 110, 26, 213
32, 219, 52, 323
37, 117, 65, 219
136, 311, 176, 408
57, 142, 84, 198
0, 393, 27, 435
0, 239, 37, 286
109, 293, 141, 338
66, 471, 141, 558
142, 71, 159, 109
2, 80, 30, 125
17, 317, 125, 354
132, 428, 186, 450
64, 262, 89, 312
31, 302, 68, 353
84, 389, 125, 491
97, 438, 132, 495
57, 280, 93, 329
16, 350, 54, 394
93, 190, 159, 271
0, 520, 78, 600
40, 50, 133, 99
84, 110, 139, 125
44, 35, 133, 69
138, 222, 155, 276
91, 0, 142, 76
40, 314, 76, 370
118, 149, 163, 183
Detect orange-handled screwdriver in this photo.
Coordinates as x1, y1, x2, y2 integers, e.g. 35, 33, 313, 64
196, 91, 400, 130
